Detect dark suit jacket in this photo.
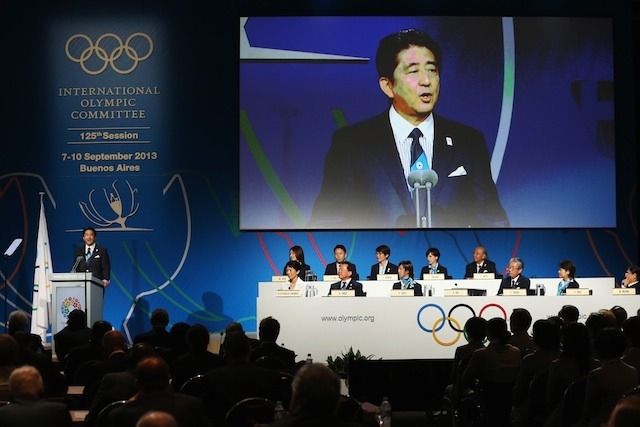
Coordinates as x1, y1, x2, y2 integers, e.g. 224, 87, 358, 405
328, 280, 366, 297
497, 275, 531, 295
419, 264, 451, 279
75, 243, 111, 281
53, 326, 92, 362
84, 371, 137, 427
133, 327, 171, 348
309, 112, 509, 228
368, 262, 398, 280
0, 397, 72, 427
464, 260, 498, 278
391, 281, 424, 296
324, 262, 360, 280
170, 350, 226, 392
108, 389, 211, 427
250, 342, 297, 370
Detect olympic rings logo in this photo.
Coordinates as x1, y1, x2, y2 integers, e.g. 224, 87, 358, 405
416, 302, 507, 347
65, 33, 153, 75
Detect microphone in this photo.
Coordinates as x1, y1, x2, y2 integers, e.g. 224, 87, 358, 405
71, 255, 83, 273
407, 169, 439, 228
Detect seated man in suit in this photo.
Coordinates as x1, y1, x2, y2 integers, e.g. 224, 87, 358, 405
133, 308, 171, 349
323, 244, 359, 280
328, 262, 366, 297
53, 309, 92, 362
367, 244, 398, 280
464, 245, 498, 278
7, 310, 45, 355
250, 316, 297, 370
170, 324, 225, 392
0, 365, 72, 427
497, 257, 531, 295
419, 247, 451, 279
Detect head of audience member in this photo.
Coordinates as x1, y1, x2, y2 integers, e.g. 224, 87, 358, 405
465, 317, 488, 343
426, 248, 441, 266
290, 362, 341, 416
66, 309, 88, 330
289, 245, 305, 265
558, 260, 576, 280
375, 245, 391, 263
225, 322, 244, 334
8, 365, 43, 398
506, 257, 524, 280
258, 316, 281, 343
222, 331, 251, 363
128, 343, 156, 370
594, 327, 628, 361
586, 310, 617, 341
13, 330, 36, 356
611, 306, 629, 328
472, 246, 488, 264
607, 395, 640, 427
0, 334, 19, 366
186, 324, 210, 353
168, 322, 190, 352
558, 304, 580, 325
546, 315, 565, 332
333, 245, 347, 263
7, 310, 29, 335
509, 308, 533, 334
150, 308, 170, 330
338, 261, 356, 282
102, 330, 128, 357
285, 260, 302, 282
136, 411, 179, 427
397, 260, 414, 280
532, 319, 562, 352
561, 322, 593, 360
136, 356, 171, 393
486, 318, 511, 345
622, 316, 640, 348
89, 320, 113, 346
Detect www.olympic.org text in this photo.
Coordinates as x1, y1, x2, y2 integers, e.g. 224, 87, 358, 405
320, 315, 375, 323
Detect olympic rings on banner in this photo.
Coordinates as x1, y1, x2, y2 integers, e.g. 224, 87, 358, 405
448, 303, 476, 332
432, 316, 462, 346
65, 33, 153, 75
417, 303, 446, 333
479, 303, 507, 320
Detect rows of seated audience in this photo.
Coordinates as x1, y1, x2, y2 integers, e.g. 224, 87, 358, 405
2, 303, 640, 426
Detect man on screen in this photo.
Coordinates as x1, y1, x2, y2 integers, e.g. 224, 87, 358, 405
308, 28, 509, 228
74, 226, 111, 288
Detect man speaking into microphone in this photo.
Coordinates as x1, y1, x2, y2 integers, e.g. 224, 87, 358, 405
308, 28, 509, 229
74, 226, 111, 288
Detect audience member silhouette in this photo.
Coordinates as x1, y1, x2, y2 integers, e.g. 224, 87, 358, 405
0, 365, 71, 427
579, 327, 638, 427
606, 395, 640, 427
13, 330, 67, 397
53, 309, 92, 362
108, 355, 211, 427
508, 308, 536, 356
445, 316, 487, 404
7, 310, 44, 354
250, 316, 297, 370
170, 324, 225, 392
558, 304, 580, 326
135, 410, 179, 427
270, 362, 361, 427
0, 333, 19, 400
611, 305, 629, 329
202, 331, 286, 426
156, 322, 191, 365
133, 309, 172, 349
621, 316, 640, 377
64, 320, 113, 384
84, 343, 156, 427
586, 310, 618, 355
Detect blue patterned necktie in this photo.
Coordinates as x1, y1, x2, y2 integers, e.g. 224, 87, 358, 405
409, 128, 424, 169
86, 247, 92, 261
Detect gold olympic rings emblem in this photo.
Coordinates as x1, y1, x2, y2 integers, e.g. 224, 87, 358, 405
417, 302, 507, 347
65, 33, 153, 75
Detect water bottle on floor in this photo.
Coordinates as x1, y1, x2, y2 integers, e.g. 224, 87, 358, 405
378, 396, 392, 426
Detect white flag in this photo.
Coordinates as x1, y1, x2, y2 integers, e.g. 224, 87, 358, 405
31, 196, 53, 340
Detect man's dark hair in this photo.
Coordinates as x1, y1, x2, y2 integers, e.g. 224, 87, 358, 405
558, 304, 580, 324
340, 261, 356, 275
376, 28, 442, 80
186, 324, 210, 352
510, 308, 533, 332
465, 317, 488, 342
532, 319, 561, 351
426, 247, 441, 258
375, 245, 391, 256
486, 317, 511, 345
150, 308, 170, 328
82, 226, 97, 236
223, 331, 251, 361
67, 309, 87, 328
258, 316, 281, 343
128, 343, 155, 370
622, 316, 640, 347
333, 244, 347, 253
0, 334, 19, 365
595, 327, 627, 360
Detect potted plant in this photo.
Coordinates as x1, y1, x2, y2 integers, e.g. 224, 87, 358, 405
326, 346, 375, 380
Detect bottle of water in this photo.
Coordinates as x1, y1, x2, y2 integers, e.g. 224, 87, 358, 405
306, 353, 313, 364
378, 397, 392, 426
273, 400, 286, 421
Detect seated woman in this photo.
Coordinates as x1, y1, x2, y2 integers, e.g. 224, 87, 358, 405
556, 259, 579, 295
282, 245, 311, 280
282, 260, 306, 294
391, 260, 423, 296
419, 247, 451, 279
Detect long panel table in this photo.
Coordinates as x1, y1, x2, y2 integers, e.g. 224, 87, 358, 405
257, 278, 634, 362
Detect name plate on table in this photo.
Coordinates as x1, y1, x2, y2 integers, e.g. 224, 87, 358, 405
377, 274, 398, 281
390, 289, 414, 297
613, 288, 635, 295
331, 290, 355, 297
323, 275, 339, 282
444, 288, 468, 297
422, 273, 445, 280
565, 288, 591, 296
473, 273, 495, 279
271, 275, 288, 282
503, 289, 527, 296
276, 290, 301, 297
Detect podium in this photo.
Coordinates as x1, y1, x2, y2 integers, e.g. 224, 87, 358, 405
49, 272, 104, 344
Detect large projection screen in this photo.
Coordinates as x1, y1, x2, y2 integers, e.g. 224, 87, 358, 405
240, 16, 616, 230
